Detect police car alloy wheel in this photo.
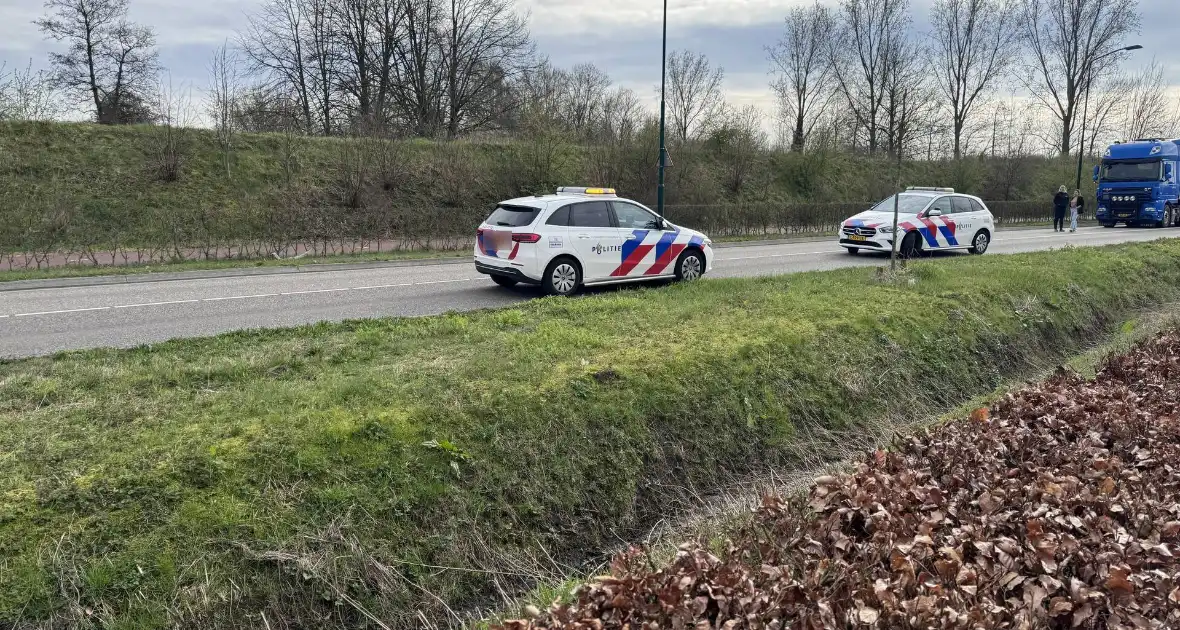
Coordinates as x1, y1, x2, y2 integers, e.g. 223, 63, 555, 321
676, 250, 704, 281
544, 259, 580, 296
969, 230, 989, 255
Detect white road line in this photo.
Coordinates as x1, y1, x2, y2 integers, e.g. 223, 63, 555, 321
15, 306, 112, 317
415, 278, 473, 285
347, 282, 415, 291
4, 278, 478, 318
114, 299, 201, 309
201, 293, 281, 302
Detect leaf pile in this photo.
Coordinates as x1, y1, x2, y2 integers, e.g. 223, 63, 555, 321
496, 331, 1180, 629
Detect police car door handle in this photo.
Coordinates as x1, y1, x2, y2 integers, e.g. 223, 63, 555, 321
577, 234, 591, 239
625, 235, 639, 240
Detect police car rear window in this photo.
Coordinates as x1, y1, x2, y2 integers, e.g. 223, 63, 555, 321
486, 205, 540, 227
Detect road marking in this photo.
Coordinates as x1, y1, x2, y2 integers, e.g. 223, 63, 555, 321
114, 299, 201, 309
202, 293, 281, 302
4, 279, 477, 318
15, 306, 112, 317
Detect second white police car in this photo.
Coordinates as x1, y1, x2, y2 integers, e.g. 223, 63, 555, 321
474, 187, 714, 296
838, 187, 995, 257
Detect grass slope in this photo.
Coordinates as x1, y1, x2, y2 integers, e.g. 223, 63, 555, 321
4, 241, 1180, 629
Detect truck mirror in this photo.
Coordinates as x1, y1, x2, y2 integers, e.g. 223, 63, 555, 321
1166, 163, 1174, 181
1092, 165, 1100, 182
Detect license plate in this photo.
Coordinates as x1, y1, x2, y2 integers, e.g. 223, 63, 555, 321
1117, 213, 1131, 218
850, 235, 867, 242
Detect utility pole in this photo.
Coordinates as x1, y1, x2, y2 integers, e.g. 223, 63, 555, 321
1075, 44, 1141, 192
657, 0, 669, 219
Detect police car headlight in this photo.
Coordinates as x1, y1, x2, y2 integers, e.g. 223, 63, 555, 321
878, 225, 893, 234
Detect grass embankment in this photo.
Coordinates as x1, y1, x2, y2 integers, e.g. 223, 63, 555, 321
4, 241, 1180, 629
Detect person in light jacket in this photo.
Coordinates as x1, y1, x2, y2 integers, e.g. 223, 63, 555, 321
1069, 189, 1085, 233
1053, 185, 1069, 232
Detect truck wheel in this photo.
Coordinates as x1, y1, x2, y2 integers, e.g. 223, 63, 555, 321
1166, 205, 1176, 227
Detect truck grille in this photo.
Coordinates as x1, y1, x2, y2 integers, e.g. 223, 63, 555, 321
1104, 190, 1151, 216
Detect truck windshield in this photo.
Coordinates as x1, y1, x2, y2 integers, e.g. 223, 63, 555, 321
867, 193, 933, 215
1100, 160, 1162, 182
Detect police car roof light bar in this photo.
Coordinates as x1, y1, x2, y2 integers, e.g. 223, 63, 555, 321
556, 187, 616, 196
906, 186, 955, 193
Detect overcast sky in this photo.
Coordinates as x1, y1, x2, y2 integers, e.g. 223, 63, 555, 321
3, 0, 1178, 125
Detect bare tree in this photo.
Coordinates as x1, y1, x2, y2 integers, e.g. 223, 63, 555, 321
665, 50, 724, 141
768, 1, 836, 151
1113, 59, 1179, 142
208, 41, 242, 178
880, 31, 938, 160
0, 61, 61, 121
931, 0, 1016, 159
36, 0, 160, 124
831, 0, 910, 153
442, 0, 535, 138
240, 0, 316, 133
598, 87, 644, 140
392, 0, 445, 136
1019, 0, 1140, 156
564, 63, 610, 136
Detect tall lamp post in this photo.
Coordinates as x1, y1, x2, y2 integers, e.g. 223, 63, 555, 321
657, 0, 669, 219
1075, 44, 1142, 192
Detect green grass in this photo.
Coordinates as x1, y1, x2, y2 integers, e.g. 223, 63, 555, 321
4, 241, 1180, 629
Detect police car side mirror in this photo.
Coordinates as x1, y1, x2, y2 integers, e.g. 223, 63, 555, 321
1092, 165, 1100, 182
926, 208, 943, 217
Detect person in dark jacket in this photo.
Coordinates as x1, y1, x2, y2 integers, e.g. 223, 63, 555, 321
1053, 185, 1069, 232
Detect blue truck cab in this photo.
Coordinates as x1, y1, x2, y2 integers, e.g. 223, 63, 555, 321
1092, 138, 1180, 228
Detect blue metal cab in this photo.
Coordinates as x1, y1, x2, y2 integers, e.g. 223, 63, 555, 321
1092, 139, 1180, 228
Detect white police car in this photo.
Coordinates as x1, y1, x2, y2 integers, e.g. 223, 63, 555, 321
839, 187, 995, 257
474, 187, 714, 296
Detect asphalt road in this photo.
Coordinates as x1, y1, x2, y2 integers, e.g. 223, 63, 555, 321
1, 226, 1176, 358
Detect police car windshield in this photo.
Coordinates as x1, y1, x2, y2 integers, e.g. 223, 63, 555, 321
486, 204, 541, 227
1101, 160, 1162, 182
867, 193, 932, 215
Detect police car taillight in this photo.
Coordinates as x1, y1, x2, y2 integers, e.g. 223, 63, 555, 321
512, 233, 541, 243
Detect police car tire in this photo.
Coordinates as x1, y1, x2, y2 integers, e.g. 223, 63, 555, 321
543, 257, 581, 296
675, 249, 705, 282
1102, 222, 1116, 228
490, 275, 517, 288
900, 232, 921, 258
968, 230, 989, 255
846, 247, 859, 255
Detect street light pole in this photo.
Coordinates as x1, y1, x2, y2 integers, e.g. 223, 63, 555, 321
1075, 44, 1141, 192
657, 0, 668, 219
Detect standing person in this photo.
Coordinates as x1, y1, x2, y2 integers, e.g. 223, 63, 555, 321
1070, 189, 1085, 233
1053, 185, 1069, 232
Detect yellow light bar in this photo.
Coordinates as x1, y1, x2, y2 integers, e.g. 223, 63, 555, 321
585, 187, 615, 195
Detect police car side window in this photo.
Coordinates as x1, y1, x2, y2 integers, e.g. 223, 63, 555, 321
952, 197, 974, 214
929, 196, 952, 214
546, 205, 571, 226
969, 198, 986, 213
569, 201, 613, 228
612, 201, 660, 229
